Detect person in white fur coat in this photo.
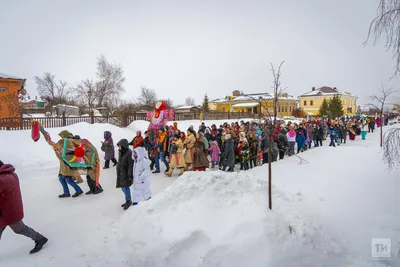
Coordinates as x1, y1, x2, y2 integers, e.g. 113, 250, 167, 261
132, 146, 152, 205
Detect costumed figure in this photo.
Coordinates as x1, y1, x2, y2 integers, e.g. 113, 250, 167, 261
31, 120, 103, 196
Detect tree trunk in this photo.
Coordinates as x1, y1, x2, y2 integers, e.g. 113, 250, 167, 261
380, 110, 383, 147
268, 144, 272, 210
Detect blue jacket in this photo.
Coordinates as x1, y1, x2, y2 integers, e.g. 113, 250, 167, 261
328, 128, 337, 137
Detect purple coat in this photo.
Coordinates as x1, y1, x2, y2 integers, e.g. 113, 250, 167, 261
104, 131, 115, 160
208, 145, 220, 162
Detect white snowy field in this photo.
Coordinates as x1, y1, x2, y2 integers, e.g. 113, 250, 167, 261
0, 120, 399, 267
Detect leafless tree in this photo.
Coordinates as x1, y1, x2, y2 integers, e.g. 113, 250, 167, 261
34, 73, 72, 106
75, 79, 98, 113
164, 98, 174, 109
383, 127, 400, 169
185, 97, 195, 106
242, 61, 286, 210
366, 0, 400, 76
95, 55, 125, 107
368, 85, 397, 147
138, 86, 157, 107
0, 92, 21, 118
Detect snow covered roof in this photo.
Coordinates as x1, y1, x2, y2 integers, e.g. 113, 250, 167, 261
233, 93, 273, 101
175, 106, 200, 110
0, 73, 24, 80
232, 103, 259, 108
301, 86, 356, 98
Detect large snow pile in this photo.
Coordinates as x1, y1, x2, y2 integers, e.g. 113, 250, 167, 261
117, 170, 344, 267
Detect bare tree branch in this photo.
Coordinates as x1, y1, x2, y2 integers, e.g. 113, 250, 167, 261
95, 55, 125, 107
34, 73, 72, 106
383, 127, 400, 169
138, 86, 157, 108
76, 79, 98, 113
185, 97, 196, 106
366, 0, 400, 76
368, 85, 398, 147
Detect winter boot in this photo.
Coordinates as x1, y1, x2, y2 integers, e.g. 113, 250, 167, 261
72, 191, 83, 198
86, 190, 93, 195
228, 167, 234, 172
132, 202, 138, 206
123, 200, 132, 210
58, 194, 71, 198
178, 168, 185, 176
30, 236, 48, 254
121, 201, 130, 207
164, 168, 174, 177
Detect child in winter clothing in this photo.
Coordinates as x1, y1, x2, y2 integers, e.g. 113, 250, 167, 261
328, 126, 337, 147
132, 147, 152, 205
295, 128, 305, 154
208, 141, 220, 169
102, 131, 118, 169
361, 122, 368, 140
286, 126, 296, 156
116, 139, 133, 210
238, 140, 250, 170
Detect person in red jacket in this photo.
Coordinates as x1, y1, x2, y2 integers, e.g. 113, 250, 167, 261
0, 160, 48, 254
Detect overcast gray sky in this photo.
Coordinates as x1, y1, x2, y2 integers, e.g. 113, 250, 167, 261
1, 0, 399, 106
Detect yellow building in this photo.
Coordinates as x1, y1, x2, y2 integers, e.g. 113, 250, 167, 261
299, 86, 357, 116
211, 90, 298, 117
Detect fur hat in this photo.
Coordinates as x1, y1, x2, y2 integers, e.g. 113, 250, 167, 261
225, 134, 232, 140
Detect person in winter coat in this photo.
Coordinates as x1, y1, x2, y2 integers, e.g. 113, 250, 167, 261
315, 125, 324, 147
184, 128, 196, 171
261, 135, 269, 164
153, 128, 170, 174
306, 124, 314, 149
132, 147, 152, 205
208, 141, 220, 169
0, 161, 48, 254
368, 118, 375, 133
286, 125, 296, 156
238, 140, 250, 170
328, 126, 337, 147
130, 131, 144, 149
143, 131, 156, 171
270, 139, 279, 162
340, 122, 348, 144
204, 128, 214, 142
102, 131, 117, 169
116, 139, 134, 210
56, 130, 84, 198
221, 134, 235, 172
200, 132, 210, 150
216, 128, 223, 148
361, 122, 368, 140
277, 128, 289, 160
296, 128, 306, 153
192, 133, 210, 171
165, 134, 185, 177
247, 131, 258, 168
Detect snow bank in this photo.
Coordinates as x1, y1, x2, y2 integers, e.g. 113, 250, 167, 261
117, 170, 344, 267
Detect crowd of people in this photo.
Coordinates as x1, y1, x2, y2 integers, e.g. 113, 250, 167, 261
127, 115, 388, 178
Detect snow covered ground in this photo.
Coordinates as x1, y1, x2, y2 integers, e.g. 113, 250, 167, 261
0, 120, 399, 267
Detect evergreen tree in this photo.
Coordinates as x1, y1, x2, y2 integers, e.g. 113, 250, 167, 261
202, 94, 210, 112
329, 94, 344, 118
318, 98, 330, 117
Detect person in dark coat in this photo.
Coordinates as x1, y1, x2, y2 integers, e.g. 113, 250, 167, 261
143, 131, 156, 171
192, 133, 210, 171
261, 134, 270, 164
102, 131, 118, 169
116, 139, 134, 210
277, 128, 289, 160
0, 161, 48, 254
221, 134, 235, 172
315, 125, 324, 147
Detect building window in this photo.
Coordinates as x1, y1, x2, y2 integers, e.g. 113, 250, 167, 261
278, 106, 281, 112
0, 87, 8, 93
304, 100, 307, 106
310, 100, 313, 106
289, 106, 292, 112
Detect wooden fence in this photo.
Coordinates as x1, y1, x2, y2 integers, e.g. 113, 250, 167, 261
0, 111, 256, 130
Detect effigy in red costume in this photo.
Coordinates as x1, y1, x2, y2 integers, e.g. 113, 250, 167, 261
146, 101, 174, 131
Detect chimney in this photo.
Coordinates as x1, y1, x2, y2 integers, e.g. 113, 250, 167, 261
312, 87, 315, 91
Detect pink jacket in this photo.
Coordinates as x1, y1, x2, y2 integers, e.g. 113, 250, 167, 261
208, 146, 220, 162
